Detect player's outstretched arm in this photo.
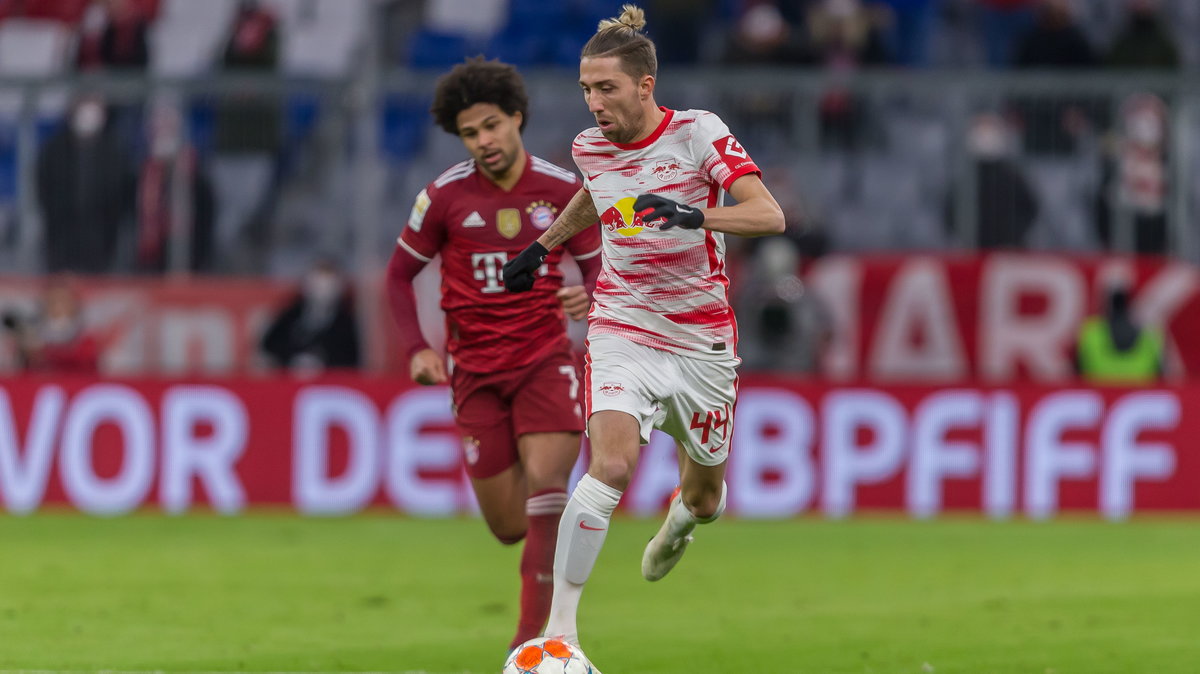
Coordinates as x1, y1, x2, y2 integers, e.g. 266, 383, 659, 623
539, 187, 601, 250
503, 187, 599, 293
636, 174, 785, 238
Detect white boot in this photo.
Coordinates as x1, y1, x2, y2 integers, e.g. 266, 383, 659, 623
641, 488, 695, 582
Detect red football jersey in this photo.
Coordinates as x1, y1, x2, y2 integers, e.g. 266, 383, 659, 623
398, 153, 601, 373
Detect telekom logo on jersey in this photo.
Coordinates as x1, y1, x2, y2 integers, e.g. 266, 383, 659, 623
472, 252, 508, 293
472, 252, 547, 293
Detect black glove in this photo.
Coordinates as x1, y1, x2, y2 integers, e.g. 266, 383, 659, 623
502, 241, 549, 292
634, 193, 705, 231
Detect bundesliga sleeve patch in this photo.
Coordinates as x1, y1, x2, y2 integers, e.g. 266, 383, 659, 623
712, 134, 757, 174
407, 189, 431, 232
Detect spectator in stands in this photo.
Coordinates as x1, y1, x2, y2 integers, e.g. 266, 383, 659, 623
722, 2, 806, 65
75, 0, 153, 167
945, 112, 1038, 249
647, 0, 716, 64
1074, 281, 1163, 383
76, 0, 149, 71
1, 278, 101, 373
977, 0, 1038, 67
211, 0, 282, 272
806, 0, 891, 66
1011, 0, 1101, 155
1106, 0, 1179, 70
875, 0, 937, 67
719, 2, 807, 149
737, 237, 832, 374
1014, 0, 1096, 68
261, 258, 361, 372
805, 0, 891, 150
36, 93, 136, 273
222, 0, 279, 71
1095, 93, 1170, 255
135, 99, 215, 274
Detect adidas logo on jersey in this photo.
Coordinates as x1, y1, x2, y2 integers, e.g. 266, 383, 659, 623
462, 211, 485, 228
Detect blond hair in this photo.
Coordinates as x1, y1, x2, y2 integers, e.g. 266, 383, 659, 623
597, 4, 646, 32
582, 4, 657, 79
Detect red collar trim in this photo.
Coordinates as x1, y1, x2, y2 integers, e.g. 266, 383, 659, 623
612, 107, 673, 151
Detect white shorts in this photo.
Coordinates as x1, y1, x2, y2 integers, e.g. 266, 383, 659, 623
584, 334, 739, 466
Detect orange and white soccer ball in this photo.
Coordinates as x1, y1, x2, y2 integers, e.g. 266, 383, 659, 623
503, 637, 595, 674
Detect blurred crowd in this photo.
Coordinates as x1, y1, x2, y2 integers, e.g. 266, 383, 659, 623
1, 0, 1189, 281
0, 0, 1192, 376
2, 0, 289, 276
394, 0, 1190, 71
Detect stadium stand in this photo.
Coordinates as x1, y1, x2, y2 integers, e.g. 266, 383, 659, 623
0, 0, 1199, 276
0, 17, 73, 76
264, 0, 369, 76
148, 0, 237, 76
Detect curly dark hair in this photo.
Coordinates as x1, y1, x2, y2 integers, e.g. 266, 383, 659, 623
430, 57, 529, 135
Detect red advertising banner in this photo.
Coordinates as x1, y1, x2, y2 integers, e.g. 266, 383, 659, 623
1, 376, 1196, 518
3, 254, 1198, 380
804, 253, 1200, 381
0, 276, 296, 374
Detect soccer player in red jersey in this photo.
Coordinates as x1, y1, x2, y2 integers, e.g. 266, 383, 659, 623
502, 5, 785, 650
386, 58, 603, 650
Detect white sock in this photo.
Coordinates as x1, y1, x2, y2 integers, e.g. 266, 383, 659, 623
668, 481, 727, 538
664, 495, 697, 540
543, 474, 623, 643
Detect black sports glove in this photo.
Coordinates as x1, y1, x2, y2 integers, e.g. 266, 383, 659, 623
633, 193, 705, 231
502, 241, 549, 292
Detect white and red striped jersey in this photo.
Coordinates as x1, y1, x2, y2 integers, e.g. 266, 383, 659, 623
572, 107, 760, 360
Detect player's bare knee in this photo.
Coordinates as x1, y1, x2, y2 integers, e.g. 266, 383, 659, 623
523, 464, 571, 495
683, 481, 727, 522
685, 491, 722, 521
588, 456, 635, 491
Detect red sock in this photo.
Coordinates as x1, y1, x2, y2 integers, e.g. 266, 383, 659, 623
510, 488, 567, 649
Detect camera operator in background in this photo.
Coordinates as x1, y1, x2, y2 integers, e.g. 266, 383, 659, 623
1, 279, 101, 373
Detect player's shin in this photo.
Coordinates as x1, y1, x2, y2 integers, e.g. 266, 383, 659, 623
668, 479, 728, 537
512, 488, 568, 650
688, 479, 728, 525
543, 474, 622, 646
642, 482, 727, 582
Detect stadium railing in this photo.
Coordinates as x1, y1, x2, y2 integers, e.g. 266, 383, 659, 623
1, 69, 1198, 279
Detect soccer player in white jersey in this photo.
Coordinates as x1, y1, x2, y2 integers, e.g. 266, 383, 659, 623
501, 4, 785, 649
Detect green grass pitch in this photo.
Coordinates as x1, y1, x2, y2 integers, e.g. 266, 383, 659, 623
0, 513, 1197, 673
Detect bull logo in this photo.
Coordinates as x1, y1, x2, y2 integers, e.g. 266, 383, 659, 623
651, 159, 681, 182
599, 196, 665, 237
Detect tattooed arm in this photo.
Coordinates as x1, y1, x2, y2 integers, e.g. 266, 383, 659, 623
502, 187, 599, 293
538, 187, 599, 250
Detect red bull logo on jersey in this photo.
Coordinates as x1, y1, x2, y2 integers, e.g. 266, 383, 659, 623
651, 160, 682, 182
599, 196, 664, 237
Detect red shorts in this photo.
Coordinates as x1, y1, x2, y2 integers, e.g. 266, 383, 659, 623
451, 347, 585, 479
